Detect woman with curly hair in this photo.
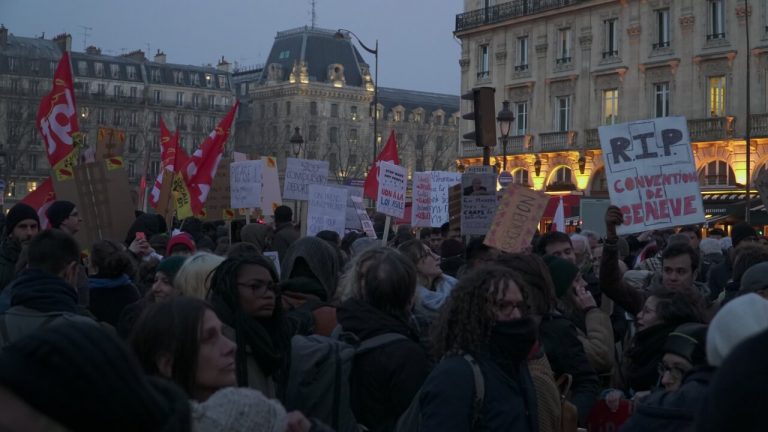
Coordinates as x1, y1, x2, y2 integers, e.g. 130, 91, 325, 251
418, 265, 538, 431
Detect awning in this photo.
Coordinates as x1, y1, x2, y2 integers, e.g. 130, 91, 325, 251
543, 194, 581, 218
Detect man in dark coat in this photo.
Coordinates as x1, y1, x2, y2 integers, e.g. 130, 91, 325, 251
0, 203, 39, 292
272, 205, 299, 261
706, 222, 758, 301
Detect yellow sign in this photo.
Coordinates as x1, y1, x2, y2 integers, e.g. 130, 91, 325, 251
171, 173, 193, 220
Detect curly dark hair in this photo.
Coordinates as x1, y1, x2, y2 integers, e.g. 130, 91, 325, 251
431, 265, 529, 359
651, 286, 706, 326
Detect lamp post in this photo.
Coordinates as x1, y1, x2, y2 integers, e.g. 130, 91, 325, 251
289, 127, 304, 217
496, 101, 514, 172
335, 29, 378, 164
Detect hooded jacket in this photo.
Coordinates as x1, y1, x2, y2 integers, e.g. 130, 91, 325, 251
280, 237, 340, 300
273, 222, 299, 261
88, 274, 141, 327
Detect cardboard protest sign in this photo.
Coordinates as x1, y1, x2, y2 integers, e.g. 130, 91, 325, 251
283, 158, 329, 201
230, 160, 263, 209
599, 117, 705, 235
411, 172, 432, 227
202, 158, 234, 221
307, 185, 347, 237
341, 186, 364, 229
376, 161, 407, 219
484, 184, 549, 253
260, 157, 282, 216
461, 172, 497, 235
352, 195, 377, 238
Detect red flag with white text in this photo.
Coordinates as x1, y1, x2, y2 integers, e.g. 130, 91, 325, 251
36, 51, 79, 181
149, 118, 189, 208
363, 130, 400, 200
20, 177, 57, 229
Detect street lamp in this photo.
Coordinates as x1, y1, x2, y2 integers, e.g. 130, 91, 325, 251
335, 29, 378, 164
290, 127, 304, 158
496, 101, 514, 172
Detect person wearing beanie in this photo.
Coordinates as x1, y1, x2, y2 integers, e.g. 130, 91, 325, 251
705, 293, 768, 367
191, 387, 288, 432
621, 322, 711, 432
0, 203, 40, 292
0, 321, 191, 432
46, 200, 81, 235
736, 262, 768, 299
544, 255, 615, 375
167, 233, 197, 257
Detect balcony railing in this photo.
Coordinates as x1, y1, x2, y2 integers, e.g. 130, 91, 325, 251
752, 114, 768, 137
455, 0, 585, 33
476, 71, 490, 79
461, 140, 485, 158
540, 131, 577, 152
556, 56, 572, 64
652, 41, 671, 49
503, 134, 533, 154
585, 128, 600, 148
602, 50, 619, 59
514, 64, 529, 71
706, 32, 726, 41
688, 117, 735, 142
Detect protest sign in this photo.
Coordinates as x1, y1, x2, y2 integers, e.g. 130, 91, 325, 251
230, 160, 263, 209
376, 161, 407, 219
580, 198, 611, 238
461, 172, 497, 235
341, 186, 364, 229
429, 172, 461, 227
448, 184, 462, 236
352, 196, 377, 238
307, 185, 347, 237
264, 251, 281, 278
599, 117, 705, 235
260, 156, 282, 216
411, 172, 432, 227
484, 184, 549, 253
202, 158, 233, 221
283, 158, 329, 201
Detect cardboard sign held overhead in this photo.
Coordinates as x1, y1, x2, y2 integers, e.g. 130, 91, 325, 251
484, 184, 549, 253
96, 127, 126, 160
352, 196, 377, 239
412, 172, 432, 227
202, 158, 233, 222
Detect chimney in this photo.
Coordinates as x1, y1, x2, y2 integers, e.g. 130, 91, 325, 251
85, 45, 101, 55
0, 25, 7, 48
154, 49, 166, 64
217, 55, 231, 73
122, 49, 146, 62
53, 32, 72, 52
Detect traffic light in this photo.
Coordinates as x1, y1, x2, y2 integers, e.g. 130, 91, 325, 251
462, 87, 497, 147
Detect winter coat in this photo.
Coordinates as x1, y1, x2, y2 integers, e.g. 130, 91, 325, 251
697, 253, 724, 285
88, 274, 141, 327
273, 222, 299, 262
538, 314, 599, 424
337, 298, 430, 432
0, 238, 21, 292
418, 352, 538, 432
706, 260, 731, 302
221, 324, 279, 399
621, 368, 714, 432
615, 323, 678, 394
576, 307, 615, 375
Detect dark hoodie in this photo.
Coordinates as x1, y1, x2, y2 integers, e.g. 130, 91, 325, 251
88, 274, 140, 327
337, 298, 430, 432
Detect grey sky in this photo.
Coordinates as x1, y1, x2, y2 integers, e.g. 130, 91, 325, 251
2, 0, 462, 95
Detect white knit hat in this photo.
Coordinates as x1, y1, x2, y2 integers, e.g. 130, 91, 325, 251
191, 387, 287, 432
707, 293, 768, 367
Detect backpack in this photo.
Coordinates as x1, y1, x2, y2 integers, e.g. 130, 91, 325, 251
283, 330, 410, 432
395, 353, 485, 432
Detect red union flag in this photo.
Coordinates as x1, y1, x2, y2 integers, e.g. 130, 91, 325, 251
149, 118, 189, 208
363, 130, 400, 200
20, 177, 57, 229
36, 51, 79, 181
182, 101, 239, 215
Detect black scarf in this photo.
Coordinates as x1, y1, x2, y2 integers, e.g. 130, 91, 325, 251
11, 268, 80, 314
624, 322, 678, 392
488, 318, 538, 377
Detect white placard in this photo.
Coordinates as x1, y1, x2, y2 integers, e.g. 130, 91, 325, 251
230, 160, 263, 209
411, 172, 432, 227
430, 172, 461, 227
376, 161, 407, 219
352, 196, 377, 239
260, 156, 282, 216
283, 158, 329, 201
307, 184, 347, 237
340, 186, 364, 229
599, 116, 705, 235
461, 172, 498, 235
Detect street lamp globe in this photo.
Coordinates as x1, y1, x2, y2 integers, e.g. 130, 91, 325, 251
496, 100, 514, 138
290, 127, 304, 157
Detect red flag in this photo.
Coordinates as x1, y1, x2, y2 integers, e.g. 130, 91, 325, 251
363, 130, 400, 200
149, 118, 189, 208
181, 101, 239, 215
36, 51, 79, 180
20, 177, 57, 229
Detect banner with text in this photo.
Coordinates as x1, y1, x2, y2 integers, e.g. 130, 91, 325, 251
484, 185, 549, 253
352, 195, 377, 238
307, 185, 347, 237
461, 172, 498, 235
230, 160, 263, 209
283, 158, 329, 201
599, 116, 705, 235
376, 161, 407, 219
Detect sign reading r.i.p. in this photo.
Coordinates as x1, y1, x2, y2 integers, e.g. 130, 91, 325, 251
599, 117, 705, 235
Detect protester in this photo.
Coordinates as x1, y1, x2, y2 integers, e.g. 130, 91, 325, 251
240, 223, 273, 255
705, 293, 768, 367
462, 236, 498, 275
87, 239, 141, 327
439, 238, 464, 278
535, 231, 576, 263
738, 262, 768, 299
336, 247, 430, 432
0, 203, 39, 291
280, 236, 340, 301
174, 252, 225, 299
46, 200, 82, 235
569, 233, 593, 273
167, 232, 197, 257
125, 213, 167, 247
349, 237, 378, 258
272, 206, 299, 261
226, 242, 262, 259
419, 228, 443, 254
720, 242, 768, 304
697, 238, 723, 285
397, 239, 458, 319
416, 265, 538, 431
0, 322, 191, 432
0, 230, 95, 346
707, 221, 758, 300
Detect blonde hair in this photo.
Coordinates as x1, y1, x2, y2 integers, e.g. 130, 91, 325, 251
174, 252, 225, 299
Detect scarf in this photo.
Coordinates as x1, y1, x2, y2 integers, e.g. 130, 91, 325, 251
88, 274, 132, 290
624, 322, 678, 392
488, 318, 538, 376
11, 268, 80, 314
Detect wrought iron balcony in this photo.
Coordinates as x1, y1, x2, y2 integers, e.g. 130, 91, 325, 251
751, 113, 768, 137
540, 131, 577, 152
688, 117, 735, 142
461, 140, 484, 157
585, 128, 600, 148
706, 32, 726, 41
502, 134, 533, 154
455, 0, 586, 33
514, 64, 529, 71
652, 41, 671, 49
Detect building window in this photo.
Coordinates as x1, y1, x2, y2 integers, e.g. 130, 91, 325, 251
513, 168, 529, 186
709, 76, 726, 117
309, 125, 318, 141
708, 0, 725, 40
128, 161, 136, 179
331, 103, 339, 118
130, 86, 137, 99
113, 110, 122, 125
151, 161, 160, 177
478, 45, 490, 79
603, 19, 618, 58
176, 92, 184, 107
329, 127, 339, 144
98, 109, 107, 124
205, 74, 213, 87
128, 135, 138, 153
413, 111, 423, 123
94, 62, 103, 77
556, 96, 571, 131
78, 61, 88, 76
114, 85, 122, 98
557, 28, 572, 63
191, 73, 200, 86
154, 90, 161, 104
654, 9, 671, 48
655, 82, 670, 117
194, 115, 201, 128
602, 89, 619, 125
698, 160, 735, 186
349, 128, 359, 144
97, 83, 106, 95
516, 37, 529, 71
286, 101, 291, 116
192, 94, 199, 108
550, 166, 574, 187
515, 102, 528, 135
127, 66, 137, 80
394, 110, 403, 122
110, 64, 120, 79
218, 75, 227, 88
28, 154, 38, 171
209, 116, 216, 129
151, 68, 161, 82
130, 111, 138, 127
174, 71, 184, 85
310, 101, 318, 116
350, 106, 358, 120
152, 111, 160, 127
151, 136, 159, 152
208, 95, 215, 109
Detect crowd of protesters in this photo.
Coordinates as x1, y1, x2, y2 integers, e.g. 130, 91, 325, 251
0, 200, 766, 432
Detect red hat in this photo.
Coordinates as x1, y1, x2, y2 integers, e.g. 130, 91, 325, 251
166, 233, 196, 256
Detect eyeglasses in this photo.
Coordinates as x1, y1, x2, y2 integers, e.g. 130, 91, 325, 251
657, 362, 686, 379
237, 280, 276, 295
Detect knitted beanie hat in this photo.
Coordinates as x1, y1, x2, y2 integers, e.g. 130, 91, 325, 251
167, 233, 197, 256
739, 262, 768, 293
0, 322, 191, 432
157, 255, 188, 286
46, 200, 76, 229
732, 222, 758, 247
707, 293, 768, 367
543, 255, 580, 298
664, 322, 708, 367
191, 387, 286, 432
4, 203, 40, 237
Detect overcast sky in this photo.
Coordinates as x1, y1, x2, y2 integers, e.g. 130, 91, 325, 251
2, 0, 463, 95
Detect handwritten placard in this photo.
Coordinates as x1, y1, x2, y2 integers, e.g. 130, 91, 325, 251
461, 172, 497, 235
283, 158, 329, 201
376, 161, 407, 219
484, 184, 549, 253
352, 195, 377, 239
307, 185, 347, 237
230, 160, 263, 209
411, 172, 432, 227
